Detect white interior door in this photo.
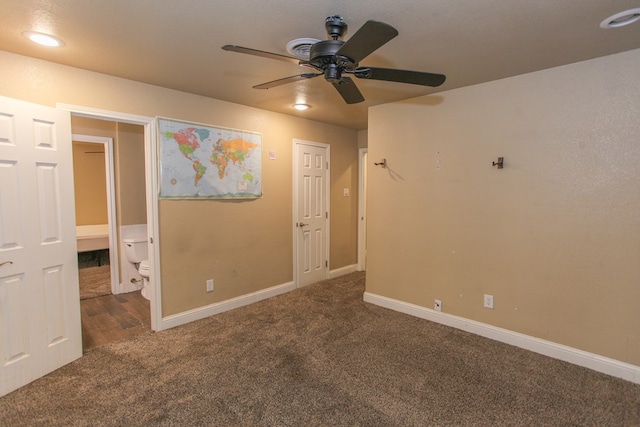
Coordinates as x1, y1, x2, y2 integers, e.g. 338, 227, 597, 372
294, 140, 329, 287
0, 96, 82, 397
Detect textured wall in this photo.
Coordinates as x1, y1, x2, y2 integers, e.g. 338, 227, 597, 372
367, 49, 640, 365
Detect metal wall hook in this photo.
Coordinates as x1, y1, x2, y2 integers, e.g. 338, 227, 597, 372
492, 157, 504, 169
374, 158, 387, 168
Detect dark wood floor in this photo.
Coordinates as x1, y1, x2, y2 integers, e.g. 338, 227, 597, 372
80, 291, 151, 352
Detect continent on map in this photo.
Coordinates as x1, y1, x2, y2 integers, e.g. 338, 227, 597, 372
192, 161, 207, 186
210, 137, 259, 180
164, 127, 212, 186
165, 127, 211, 160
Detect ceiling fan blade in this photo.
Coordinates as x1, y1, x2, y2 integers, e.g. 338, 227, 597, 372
335, 20, 398, 64
332, 77, 365, 104
354, 67, 446, 87
253, 73, 321, 89
222, 45, 302, 65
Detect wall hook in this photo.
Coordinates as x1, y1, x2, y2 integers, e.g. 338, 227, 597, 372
374, 158, 387, 168
492, 157, 504, 169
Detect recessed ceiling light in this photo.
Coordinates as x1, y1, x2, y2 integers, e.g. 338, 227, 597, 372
293, 103, 311, 111
600, 8, 640, 29
22, 31, 65, 47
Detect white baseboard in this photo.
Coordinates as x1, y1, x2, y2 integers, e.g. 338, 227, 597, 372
328, 263, 358, 279
160, 281, 296, 330
116, 280, 142, 295
363, 292, 640, 385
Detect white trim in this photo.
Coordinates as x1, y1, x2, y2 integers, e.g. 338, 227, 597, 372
144, 118, 161, 331
71, 134, 120, 295
163, 268, 357, 330
58, 103, 154, 125
363, 292, 640, 384
328, 264, 358, 279
357, 148, 368, 271
292, 139, 331, 287
160, 281, 296, 330
58, 103, 163, 332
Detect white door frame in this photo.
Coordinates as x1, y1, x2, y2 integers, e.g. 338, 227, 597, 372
72, 134, 120, 295
358, 148, 368, 271
58, 103, 162, 332
292, 139, 330, 287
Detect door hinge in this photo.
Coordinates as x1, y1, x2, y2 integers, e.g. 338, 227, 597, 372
325, 212, 328, 219
326, 161, 329, 170
325, 260, 328, 268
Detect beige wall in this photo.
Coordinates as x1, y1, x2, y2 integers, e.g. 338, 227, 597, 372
357, 129, 368, 149
72, 115, 116, 138
71, 117, 146, 227
159, 120, 358, 315
0, 50, 359, 317
367, 49, 640, 366
115, 123, 147, 226
72, 141, 108, 225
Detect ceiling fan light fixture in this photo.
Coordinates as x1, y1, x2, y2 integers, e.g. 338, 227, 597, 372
285, 38, 321, 58
22, 31, 65, 47
600, 8, 640, 29
293, 103, 311, 111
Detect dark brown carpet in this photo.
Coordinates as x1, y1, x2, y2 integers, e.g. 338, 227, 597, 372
1, 272, 639, 426
78, 265, 111, 300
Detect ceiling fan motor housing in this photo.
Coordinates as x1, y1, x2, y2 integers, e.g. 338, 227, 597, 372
309, 39, 357, 82
325, 15, 347, 39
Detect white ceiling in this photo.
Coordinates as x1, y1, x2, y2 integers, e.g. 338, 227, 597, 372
1, 1, 639, 130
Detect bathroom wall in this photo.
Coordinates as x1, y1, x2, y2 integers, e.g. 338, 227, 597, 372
115, 123, 147, 289
115, 123, 146, 226
70, 116, 147, 290
72, 141, 108, 225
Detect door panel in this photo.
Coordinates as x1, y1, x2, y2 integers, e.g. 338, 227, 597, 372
0, 161, 21, 248
42, 265, 67, 346
295, 141, 329, 287
0, 96, 81, 397
0, 274, 28, 365
36, 163, 62, 243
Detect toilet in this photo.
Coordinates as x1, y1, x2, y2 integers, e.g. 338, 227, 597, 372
123, 238, 151, 300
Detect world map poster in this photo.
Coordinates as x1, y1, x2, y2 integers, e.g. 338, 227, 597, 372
158, 118, 262, 199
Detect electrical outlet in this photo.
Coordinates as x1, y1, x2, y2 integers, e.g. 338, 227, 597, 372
434, 299, 442, 312
484, 294, 494, 309
206, 279, 214, 292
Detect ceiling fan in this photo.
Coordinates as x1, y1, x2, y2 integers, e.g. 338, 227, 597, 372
222, 15, 446, 104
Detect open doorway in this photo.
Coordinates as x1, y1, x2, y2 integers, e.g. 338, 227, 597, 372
70, 117, 151, 351
59, 102, 162, 334
72, 135, 117, 301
